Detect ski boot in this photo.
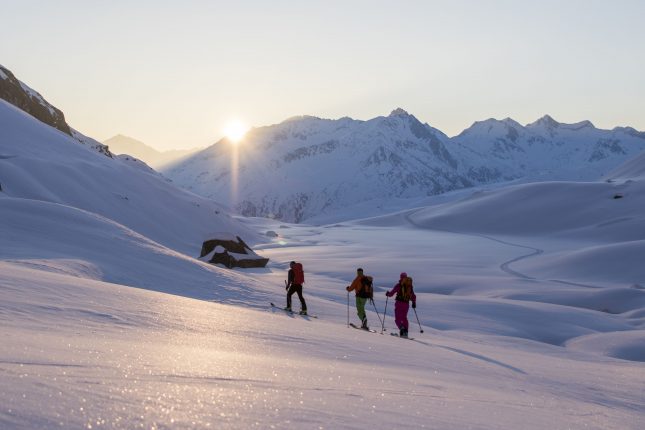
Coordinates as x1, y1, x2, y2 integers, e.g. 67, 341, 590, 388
284, 306, 292, 312
361, 318, 369, 330
400, 328, 408, 338
299, 310, 307, 315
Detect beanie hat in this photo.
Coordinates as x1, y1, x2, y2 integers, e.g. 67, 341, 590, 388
400, 272, 407, 279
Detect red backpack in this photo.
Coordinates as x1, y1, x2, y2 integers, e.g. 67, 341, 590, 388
293, 262, 305, 284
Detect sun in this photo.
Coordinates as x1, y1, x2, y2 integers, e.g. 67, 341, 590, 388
223, 120, 249, 143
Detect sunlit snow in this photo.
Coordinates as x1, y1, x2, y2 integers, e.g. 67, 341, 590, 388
1, 98, 644, 429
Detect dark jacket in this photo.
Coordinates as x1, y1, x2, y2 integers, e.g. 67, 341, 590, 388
287, 269, 302, 288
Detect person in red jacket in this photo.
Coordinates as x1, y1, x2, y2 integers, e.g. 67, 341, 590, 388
386, 272, 416, 338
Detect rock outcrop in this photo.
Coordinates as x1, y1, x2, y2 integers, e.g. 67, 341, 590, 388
0, 64, 71, 136
0, 64, 113, 158
200, 235, 268, 269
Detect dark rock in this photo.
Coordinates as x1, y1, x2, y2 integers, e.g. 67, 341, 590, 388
0, 65, 71, 136
200, 235, 268, 269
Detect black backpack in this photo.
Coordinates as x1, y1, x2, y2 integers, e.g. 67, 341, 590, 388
360, 276, 374, 299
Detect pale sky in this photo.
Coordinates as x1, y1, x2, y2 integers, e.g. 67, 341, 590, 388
1, 0, 644, 151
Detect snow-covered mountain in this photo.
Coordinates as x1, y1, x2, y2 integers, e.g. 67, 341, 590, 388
453, 114, 645, 180
162, 109, 645, 222
104, 134, 201, 168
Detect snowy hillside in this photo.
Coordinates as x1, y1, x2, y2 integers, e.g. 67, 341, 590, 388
604, 147, 645, 181
0, 99, 256, 254
104, 134, 200, 169
3, 170, 645, 428
162, 109, 645, 222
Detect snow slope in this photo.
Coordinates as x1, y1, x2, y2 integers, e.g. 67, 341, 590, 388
2, 198, 645, 429
0, 99, 257, 254
605, 148, 645, 180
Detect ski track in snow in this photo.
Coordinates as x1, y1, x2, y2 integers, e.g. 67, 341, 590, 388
403, 209, 542, 281
404, 209, 609, 289
393, 336, 528, 375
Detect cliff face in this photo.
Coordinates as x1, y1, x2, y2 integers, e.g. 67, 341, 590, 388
0, 64, 113, 158
0, 65, 72, 136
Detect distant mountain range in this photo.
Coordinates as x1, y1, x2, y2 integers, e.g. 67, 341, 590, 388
161, 109, 645, 222
104, 135, 201, 169
4, 62, 644, 225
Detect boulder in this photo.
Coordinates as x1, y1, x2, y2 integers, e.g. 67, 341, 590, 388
200, 235, 268, 269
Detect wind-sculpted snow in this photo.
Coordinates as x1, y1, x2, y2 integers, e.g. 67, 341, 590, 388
1, 198, 271, 304
404, 180, 645, 242
3, 176, 645, 427
3, 206, 645, 428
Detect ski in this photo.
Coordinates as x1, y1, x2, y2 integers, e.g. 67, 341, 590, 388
390, 332, 414, 340
349, 323, 377, 333
270, 303, 317, 318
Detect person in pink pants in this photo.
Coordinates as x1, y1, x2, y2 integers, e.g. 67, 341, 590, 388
386, 272, 417, 338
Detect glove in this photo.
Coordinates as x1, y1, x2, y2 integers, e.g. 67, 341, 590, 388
346, 286, 351, 291
412, 302, 416, 309
385, 292, 392, 297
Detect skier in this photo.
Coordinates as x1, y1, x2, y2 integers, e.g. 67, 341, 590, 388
346, 268, 373, 329
285, 261, 307, 315
385, 272, 417, 338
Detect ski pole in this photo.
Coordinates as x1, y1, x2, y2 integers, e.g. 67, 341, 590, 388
381, 296, 389, 333
413, 307, 424, 333
371, 298, 383, 332
347, 291, 350, 327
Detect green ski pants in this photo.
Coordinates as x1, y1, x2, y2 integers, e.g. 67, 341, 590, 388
355, 296, 368, 323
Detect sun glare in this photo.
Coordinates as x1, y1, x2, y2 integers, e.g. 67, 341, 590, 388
223, 120, 249, 143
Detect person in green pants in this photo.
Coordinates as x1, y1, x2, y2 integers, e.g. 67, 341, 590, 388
345, 268, 373, 329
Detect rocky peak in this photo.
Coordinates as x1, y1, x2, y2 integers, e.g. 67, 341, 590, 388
389, 107, 410, 118
0, 64, 72, 136
528, 114, 560, 129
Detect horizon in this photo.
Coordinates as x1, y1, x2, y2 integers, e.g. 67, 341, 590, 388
2, 0, 644, 151
104, 109, 641, 153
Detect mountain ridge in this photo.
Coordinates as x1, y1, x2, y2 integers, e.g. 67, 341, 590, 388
163, 109, 645, 223
103, 134, 201, 168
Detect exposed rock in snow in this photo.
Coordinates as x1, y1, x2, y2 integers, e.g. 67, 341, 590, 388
0, 64, 113, 158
